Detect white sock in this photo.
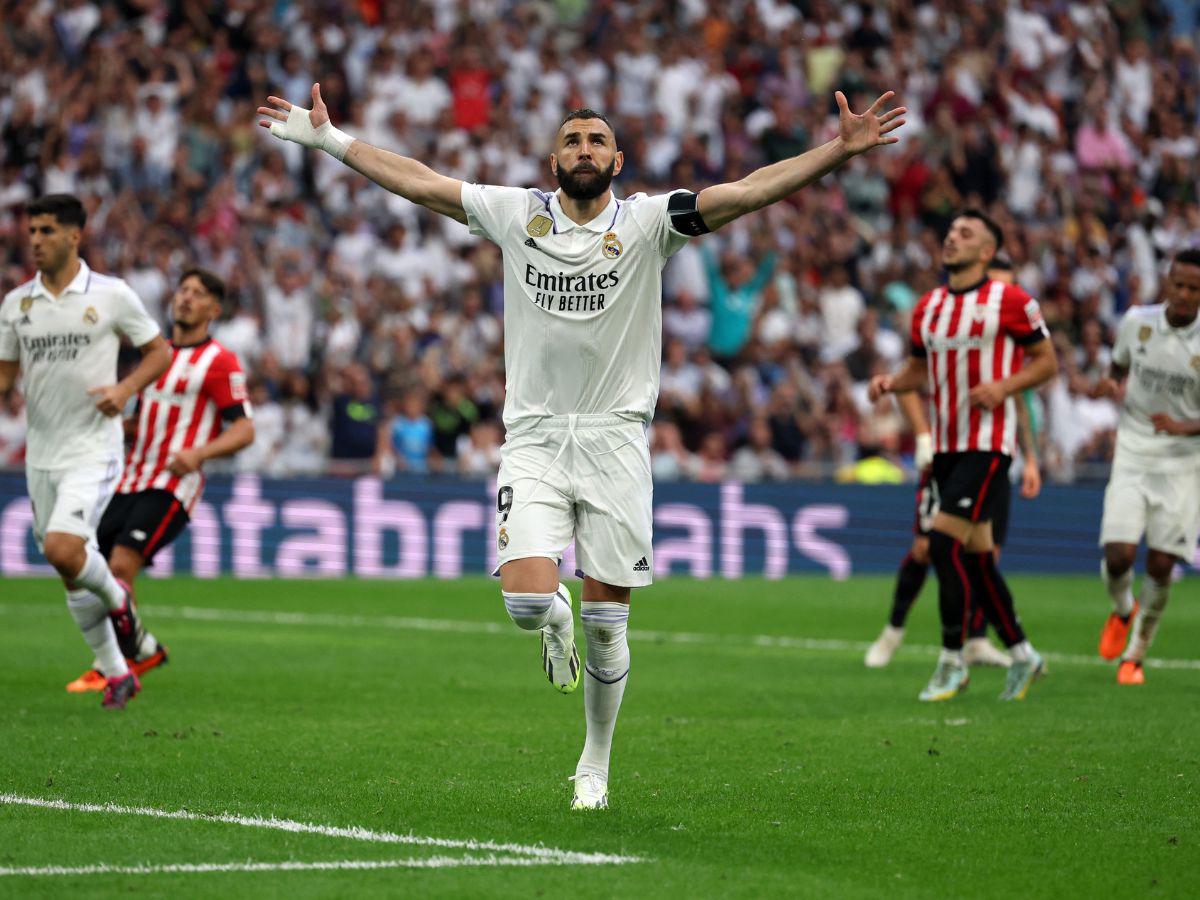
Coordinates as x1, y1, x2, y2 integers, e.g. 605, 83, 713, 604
939, 648, 963, 667
1102, 561, 1135, 617
73, 547, 125, 611
502, 587, 572, 635
66, 589, 129, 677
1127, 578, 1170, 662
1009, 640, 1034, 663
576, 601, 630, 780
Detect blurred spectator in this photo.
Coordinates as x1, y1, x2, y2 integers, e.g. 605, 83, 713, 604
329, 364, 380, 470
376, 388, 435, 475
0, 392, 25, 467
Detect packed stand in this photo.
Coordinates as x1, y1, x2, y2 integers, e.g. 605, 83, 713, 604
1, 0, 1197, 483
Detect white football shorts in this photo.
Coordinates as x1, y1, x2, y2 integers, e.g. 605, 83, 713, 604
494, 415, 654, 588
1099, 461, 1200, 558
26, 456, 122, 550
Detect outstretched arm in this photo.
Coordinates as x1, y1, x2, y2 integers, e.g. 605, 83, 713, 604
258, 83, 467, 224
697, 91, 906, 231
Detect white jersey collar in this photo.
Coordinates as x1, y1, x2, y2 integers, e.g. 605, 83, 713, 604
549, 190, 621, 234
31, 259, 91, 300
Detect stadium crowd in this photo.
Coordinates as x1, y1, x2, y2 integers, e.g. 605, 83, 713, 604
1, 0, 1198, 482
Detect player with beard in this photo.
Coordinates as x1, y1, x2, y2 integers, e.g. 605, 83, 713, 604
865, 256, 1042, 669
66, 269, 255, 693
870, 211, 1058, 702
259, 83, 906, 808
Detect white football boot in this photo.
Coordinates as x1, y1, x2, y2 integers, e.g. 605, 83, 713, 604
963, 636, 1012, 668
569, 772, 609, 811
865, 625, 904, 668
541, 584, 580, 694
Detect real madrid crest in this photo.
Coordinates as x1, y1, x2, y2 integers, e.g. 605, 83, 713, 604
526, 214, 553, 238
1191, 355, 1200, 375
20, 296, 33, 314
498, 525, 509, 551
602, 231, 623, 259
1138, 325, 1152, 342
83, 306, 99, 325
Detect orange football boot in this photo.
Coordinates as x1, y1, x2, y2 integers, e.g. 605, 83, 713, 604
66, 668, 106, 693
1117, 659, 1145, 685
130, 643, 169, 677
1099, 602, 1138, 660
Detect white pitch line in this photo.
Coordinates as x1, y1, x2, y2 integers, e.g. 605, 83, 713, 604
2, 601, 1199, 671
0, 856, 575, 877
0, 795, 640, 867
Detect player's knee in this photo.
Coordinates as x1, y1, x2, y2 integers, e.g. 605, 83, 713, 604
1103, 545, 1136, 576
42, 534, 84, 575
108, 548, 142, 584
910, 539, 931, 566
1144, 551, 1175, 584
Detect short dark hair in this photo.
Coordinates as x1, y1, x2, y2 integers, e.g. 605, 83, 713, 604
955, 208, 1004, 250
560, 108, 614, 134
988, 253, 1015, 272
180, 267, 226, 303
1172, 248, 1200, 270
26, 194, 86, 229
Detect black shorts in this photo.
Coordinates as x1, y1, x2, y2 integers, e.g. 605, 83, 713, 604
930, 451, 1012, 530
914, 465, 1012, 545
97, 489, 190, 565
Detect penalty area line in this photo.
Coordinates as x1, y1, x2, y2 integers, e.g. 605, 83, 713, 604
3, 601, 1200, 671
0, 856, 587, 877
0, 794, 641, 868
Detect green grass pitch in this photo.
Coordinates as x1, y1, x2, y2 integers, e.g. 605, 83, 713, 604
1, 575, 1198, 898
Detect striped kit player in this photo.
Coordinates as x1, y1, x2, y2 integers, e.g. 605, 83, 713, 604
871, 210, 1058, 703
67, 269, 255, 694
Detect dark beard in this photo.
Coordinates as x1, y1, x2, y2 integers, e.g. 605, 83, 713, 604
556, 159, 615, 201
943, 259, 970, 273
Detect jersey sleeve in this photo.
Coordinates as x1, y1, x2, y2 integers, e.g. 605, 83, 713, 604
998, 285, 1050, 346
0, 295, 18, 361
627, 191, 696, 258
460, 183, 530, 244
203, 349, 252, 420
909, 294, 930, 358
113, 282, 161, 346
1111, 310, 1136, 369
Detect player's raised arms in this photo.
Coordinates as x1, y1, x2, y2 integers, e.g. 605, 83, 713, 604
258, 83, 467, 224
695, 90, 906, 231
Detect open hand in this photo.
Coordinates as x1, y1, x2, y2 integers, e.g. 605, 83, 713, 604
257, 83, 331, 147
836, 90, 907, 156
1150, 412, 1187, 435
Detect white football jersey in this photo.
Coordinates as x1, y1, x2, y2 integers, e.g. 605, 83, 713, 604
461, 184, 693, 429
1111, 303, 1200, 470
0, 260, 160, 469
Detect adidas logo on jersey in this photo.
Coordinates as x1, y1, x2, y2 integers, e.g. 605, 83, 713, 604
633, 556, 649, 572
71, 509, 86, 519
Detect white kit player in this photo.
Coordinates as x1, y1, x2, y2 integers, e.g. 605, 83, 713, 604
259, 83, 906, 809
0, 194, 171, 710
1096, 249, 1200, 685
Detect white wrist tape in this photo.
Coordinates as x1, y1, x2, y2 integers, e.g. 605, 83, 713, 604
269, 105, 355, 161
915, 432, 934, 471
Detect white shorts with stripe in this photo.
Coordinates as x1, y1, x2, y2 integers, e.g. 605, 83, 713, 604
1099, 461, 1200, 558
494, 415, 654, 588
26, 455, 122, 551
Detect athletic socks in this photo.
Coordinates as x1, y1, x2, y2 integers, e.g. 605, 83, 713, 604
1126, 577, 1170, 662
888, 553, 929, 628
576, 601, 630, 780
928, 531, 969, 651
938, 647, 964, 668
72, 546, 126, 611
1009, 640, 1034, 663
965, 550, 1027, 648
1103, 561, 1135, 618
502, 587, 572, 635
66, 589, 129, 677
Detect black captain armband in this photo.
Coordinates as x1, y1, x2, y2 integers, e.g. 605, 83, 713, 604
220, 403, 250, 422
667, 191, 711, 236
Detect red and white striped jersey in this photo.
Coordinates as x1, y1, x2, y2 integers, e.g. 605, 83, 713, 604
910, 279, 1049, 456
117, 338, 250, 511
